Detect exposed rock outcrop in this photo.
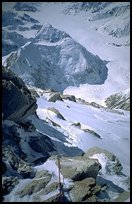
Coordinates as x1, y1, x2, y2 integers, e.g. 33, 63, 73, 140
47, 107, 66, 120
2, 176, 19, 196
2, 67, 37, 122
48, 92, 63, 102
84, 146, 123, 174
105, 89, 130, 111
113, 191, 130, 202
70, 177, 101, 202
17, 172, 51, 197
54, 155, 101, 180
61, 94, 76, 102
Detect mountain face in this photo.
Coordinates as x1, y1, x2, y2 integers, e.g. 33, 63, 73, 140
2, 10, 42, 56
62, 2, 112, 14
2, 29, 28, 56
105, 89, 130, 111
3, 24, 108, 92
13, 2, 40, 12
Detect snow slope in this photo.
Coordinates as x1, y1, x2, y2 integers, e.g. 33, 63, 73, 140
3, 93, 130, 202
33, 97, 130, 176
24, 94, 130, 202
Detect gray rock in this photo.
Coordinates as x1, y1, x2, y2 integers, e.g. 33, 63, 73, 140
70, 177, 101, 202
35, 170, 50, 178
33, 182, 58, 201
17, 173, 51, 197
47, 107, 66, 120
61, 94, 76, 102
113, 191, 130, 202
2, 67, 37, 122
55, 156, 101, 180
2, 146, 33, 178
3, 146, 20, 170
2, 176, 19, 196
48, 92, 63, 102
105, 90, 130, 111
84, 146, 123, 174
17, 163, 33, 178
90, 101, 103, 108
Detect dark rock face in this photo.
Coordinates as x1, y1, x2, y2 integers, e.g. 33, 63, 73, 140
2, 119, 55, 170
2, 67, 37, 122
2, 161, 7, 174
61, 94, 76, 102
2, 176, 19, 196
2, 119, 55, 198
28, 134, 55, 154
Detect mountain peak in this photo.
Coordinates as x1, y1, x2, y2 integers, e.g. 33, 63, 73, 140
35, 23, 71, 42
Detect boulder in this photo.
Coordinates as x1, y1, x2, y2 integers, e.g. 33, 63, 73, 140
70, 177, 101, 202
35, 170, 51, 178
48, 92, 63, 102
33, 182, 58, 201
55, 156, 101, 180
61, 94, 76, 102
47, 107, 66, 120
2, 67, 37, 122
17, 173, 51, 197
84, 146, 123, 174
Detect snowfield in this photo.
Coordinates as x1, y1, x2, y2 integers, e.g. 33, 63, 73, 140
21, 95, 129, 202
34, 97, 130, 177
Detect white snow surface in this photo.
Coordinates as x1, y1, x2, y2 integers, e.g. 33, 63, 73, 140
35, 97, 130, 177
23, 96, 129, 202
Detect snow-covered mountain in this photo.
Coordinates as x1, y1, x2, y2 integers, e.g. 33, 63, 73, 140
13, 2, 40, 12
62, 2, 130, 38
2, 3, 130, 202
105, 89, 130, 111
3, 24, 108, 92
2, 29, 28, 56
2, 2, 130, 104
